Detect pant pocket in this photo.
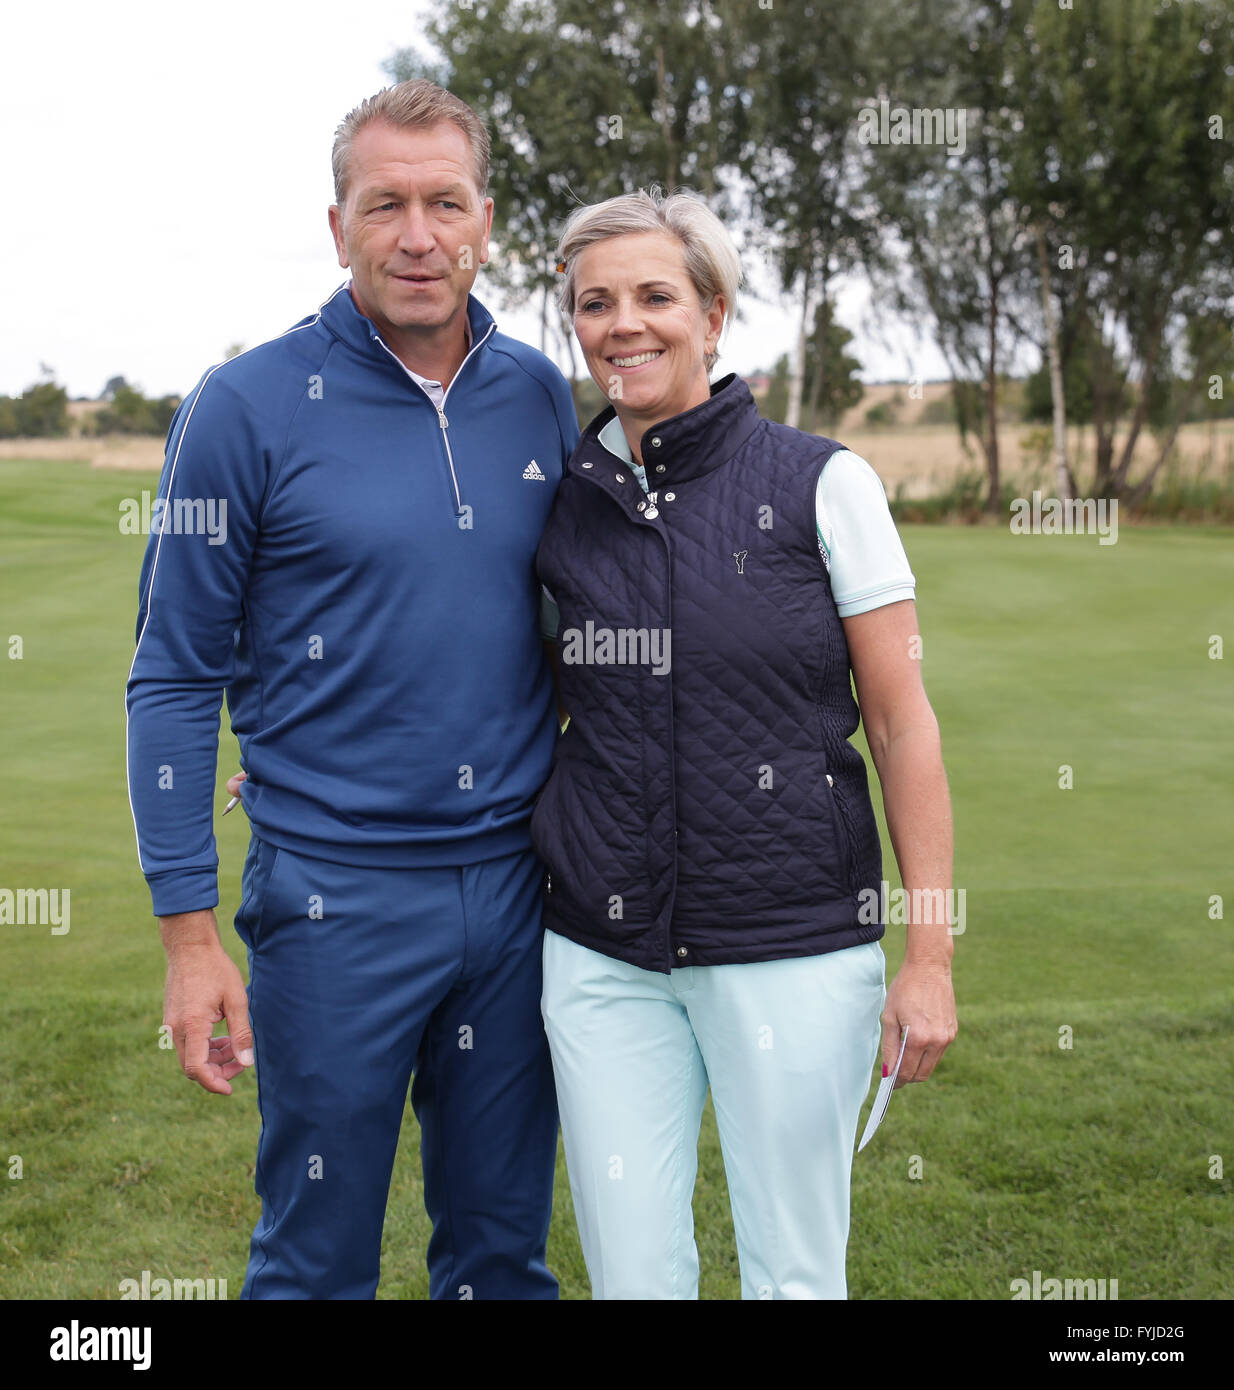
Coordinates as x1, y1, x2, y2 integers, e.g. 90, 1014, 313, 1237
849, 939, 886, 992
233, 837, 281, 951
870, 940, 887, 988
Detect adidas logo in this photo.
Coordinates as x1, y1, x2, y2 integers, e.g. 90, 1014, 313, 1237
522, 459, 546, 480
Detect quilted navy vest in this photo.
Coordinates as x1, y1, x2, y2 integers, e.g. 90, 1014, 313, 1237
532, 373, 884, 973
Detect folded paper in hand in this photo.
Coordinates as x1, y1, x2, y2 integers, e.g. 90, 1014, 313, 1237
857, 1027, 910, 1153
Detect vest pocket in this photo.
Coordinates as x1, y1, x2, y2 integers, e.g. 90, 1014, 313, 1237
824, 773, 858, 895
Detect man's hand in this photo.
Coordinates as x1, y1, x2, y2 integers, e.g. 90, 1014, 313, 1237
880, 958, 957, 1090
160, 908, 254, 1096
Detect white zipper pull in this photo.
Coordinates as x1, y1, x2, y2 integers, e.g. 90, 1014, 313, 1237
437, 409, 448, 429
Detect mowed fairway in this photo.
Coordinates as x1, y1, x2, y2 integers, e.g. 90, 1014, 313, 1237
1, 458, 1230, 1300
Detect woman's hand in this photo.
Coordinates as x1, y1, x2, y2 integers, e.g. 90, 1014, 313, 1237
226, 770, 247, 798
844, 598, 957, 1088
881, 959, 957, 1088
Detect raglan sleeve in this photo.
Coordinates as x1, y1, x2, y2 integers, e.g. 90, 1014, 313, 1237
125, 370, 268, 917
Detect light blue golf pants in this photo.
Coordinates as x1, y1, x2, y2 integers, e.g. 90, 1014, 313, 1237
541, 928, 885, 1300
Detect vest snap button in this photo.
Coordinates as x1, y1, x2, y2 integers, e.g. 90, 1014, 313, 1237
655, 464, 666, 473
650, 436, 662, 447
581, 461, 593, 469
676, 946, 688, 959
644, 506, 659, 519
637, 501, 646, 512
615, 473, 625, 483
826, 774, 834, 786
664, 492, 676, 501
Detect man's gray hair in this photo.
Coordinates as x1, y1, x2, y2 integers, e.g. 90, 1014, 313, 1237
554, 188, 742, 372
332, 79, 491, 208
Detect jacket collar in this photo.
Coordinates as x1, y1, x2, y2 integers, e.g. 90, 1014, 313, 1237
317, 279, 497, 364
572, 373, 762, 487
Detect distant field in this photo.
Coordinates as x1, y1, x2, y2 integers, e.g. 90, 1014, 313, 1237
837, 384, 1234, 499
1, 457, 1231, 1300
8, 383, 1231, 502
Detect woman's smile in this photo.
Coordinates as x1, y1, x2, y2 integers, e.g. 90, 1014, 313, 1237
606, 348, 665, 371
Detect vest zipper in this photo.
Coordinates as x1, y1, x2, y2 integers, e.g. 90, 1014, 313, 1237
574, 461, 681, 968
662, 523, 681, 970
371, 320, 496, 517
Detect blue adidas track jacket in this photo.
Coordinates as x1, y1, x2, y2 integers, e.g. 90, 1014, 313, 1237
126, 282, 579, 917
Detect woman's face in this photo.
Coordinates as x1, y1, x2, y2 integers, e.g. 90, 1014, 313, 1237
572, 230, 725, 423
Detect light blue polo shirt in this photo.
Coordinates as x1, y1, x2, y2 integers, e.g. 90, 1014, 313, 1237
540, 414, 916, 638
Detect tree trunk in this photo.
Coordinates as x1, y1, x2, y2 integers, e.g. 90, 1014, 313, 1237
655, 42, 678, 187
1126, 362, 1212, 506
1036, 223, 1070, 500
804, 287, 829, 432
1090, 323, 1116, 495
984, 269, 1001, 515
785, 272, 812, 431
1109, 325, 1164, 495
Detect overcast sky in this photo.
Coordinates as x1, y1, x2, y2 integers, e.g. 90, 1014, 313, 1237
2, 0, 952, 401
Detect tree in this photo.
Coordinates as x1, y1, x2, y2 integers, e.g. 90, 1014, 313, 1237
760, 354, 793, 425
2, 381, 70, 437
0, 397, 20, 439
95, 386, 182, 436
868, 0, 1035, 514
1012, 0, 1234, 499
802, 304, 864, 430
734, 2, 883, 429
388, 0, 747, 399
1033, 223, 1073, 498
95, 385, 156, 434
1022, 318, 1131, 427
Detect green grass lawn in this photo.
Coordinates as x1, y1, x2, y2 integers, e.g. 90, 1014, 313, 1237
1, 458, 1230, 1300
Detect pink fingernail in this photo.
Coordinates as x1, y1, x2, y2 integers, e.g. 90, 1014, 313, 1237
882, 1063, 889, 1078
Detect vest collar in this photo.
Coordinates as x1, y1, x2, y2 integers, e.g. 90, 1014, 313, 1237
572, 373, 762, 487
318, 279, 496, 364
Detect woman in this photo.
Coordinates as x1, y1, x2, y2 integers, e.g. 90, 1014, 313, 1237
534, 187, 957, 1300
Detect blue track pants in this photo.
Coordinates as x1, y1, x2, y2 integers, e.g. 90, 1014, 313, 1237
233, 835, 558, 1299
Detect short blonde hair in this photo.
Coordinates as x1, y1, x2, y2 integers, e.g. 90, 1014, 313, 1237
554, 187, 742, 372
332, 79, 491, 208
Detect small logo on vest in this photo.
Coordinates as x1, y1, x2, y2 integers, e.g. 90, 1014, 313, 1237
733, 549, 748, 574
523, 459, 547, 480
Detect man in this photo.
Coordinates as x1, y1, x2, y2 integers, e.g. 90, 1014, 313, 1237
125, 79, 579, 1299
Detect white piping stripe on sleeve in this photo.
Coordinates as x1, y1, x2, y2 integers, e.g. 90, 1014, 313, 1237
122, 283, 347, 872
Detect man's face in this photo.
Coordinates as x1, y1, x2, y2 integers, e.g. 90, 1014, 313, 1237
328, 119, 493, 338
